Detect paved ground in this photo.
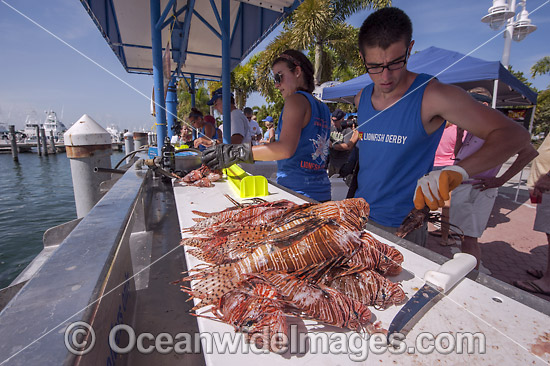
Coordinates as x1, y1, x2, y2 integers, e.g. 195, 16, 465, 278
426, 185, 550, 302
423, 157, 549, 302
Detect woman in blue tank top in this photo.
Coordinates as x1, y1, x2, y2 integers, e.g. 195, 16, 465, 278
201, 50, 331, 202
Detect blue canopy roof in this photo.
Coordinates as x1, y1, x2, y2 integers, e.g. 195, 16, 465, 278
322, 46, 537, 106
80, 0, 302, 79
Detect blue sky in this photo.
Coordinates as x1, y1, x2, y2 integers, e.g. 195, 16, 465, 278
1, 0, 549, 132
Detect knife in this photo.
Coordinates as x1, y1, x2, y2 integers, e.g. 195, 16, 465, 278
387, 253, 477, 342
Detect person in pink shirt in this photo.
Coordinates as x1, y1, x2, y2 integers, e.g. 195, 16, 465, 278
433, 122, 458, 169
431, 122, 460, 244
449, 87, 538, 269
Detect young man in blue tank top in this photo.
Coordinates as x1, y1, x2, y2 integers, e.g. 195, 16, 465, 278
352, 7, 531, 246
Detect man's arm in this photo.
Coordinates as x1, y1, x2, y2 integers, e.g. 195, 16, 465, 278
230, 134, 244, 144
425, 82, 531, 177
474, 144, 539, 191
332, 129, 359, 151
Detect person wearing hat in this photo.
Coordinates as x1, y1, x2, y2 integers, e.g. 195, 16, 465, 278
207, 88, 251, 144
447, 87, 538, 269
243, 107, 262, 144
350, 8, 531, 245
328, 108, 358, 177
202, 49, 332, 202
259, 116, 275, 144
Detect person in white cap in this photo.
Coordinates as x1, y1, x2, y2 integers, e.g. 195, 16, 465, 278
207, 88, 251, 144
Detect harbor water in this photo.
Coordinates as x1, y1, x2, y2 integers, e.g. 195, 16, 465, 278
0, 151, 125, 288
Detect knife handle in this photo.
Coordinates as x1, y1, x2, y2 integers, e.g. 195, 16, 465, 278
424, 253, 477, 293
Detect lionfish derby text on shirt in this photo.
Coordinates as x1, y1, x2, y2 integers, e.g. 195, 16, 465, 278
358, 132, 408, 145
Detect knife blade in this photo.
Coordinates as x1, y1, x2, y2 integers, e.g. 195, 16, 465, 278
387, 253, 477, 342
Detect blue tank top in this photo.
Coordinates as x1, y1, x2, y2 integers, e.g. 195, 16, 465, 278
197, 124, 219, 151
355, 73, 444, 227
275, 91, 331, 202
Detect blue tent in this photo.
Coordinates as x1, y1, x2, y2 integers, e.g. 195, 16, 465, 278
322, 46, 537, 106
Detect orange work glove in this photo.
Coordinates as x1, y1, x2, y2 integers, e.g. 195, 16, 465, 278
413, 166, 469, 210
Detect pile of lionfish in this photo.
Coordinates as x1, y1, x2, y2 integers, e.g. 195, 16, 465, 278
178, 198, 406, 351
175, 165, 222, 187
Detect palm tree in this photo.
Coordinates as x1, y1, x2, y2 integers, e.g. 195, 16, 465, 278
530, 56, 550, 135
256, 0, 389, 101
531, 56, 550, 79
176, 79, 211, 120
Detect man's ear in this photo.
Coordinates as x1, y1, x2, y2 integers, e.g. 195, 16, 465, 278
408, 40, 415, 56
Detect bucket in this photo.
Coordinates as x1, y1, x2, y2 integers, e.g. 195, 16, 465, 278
175, 148, 202, 173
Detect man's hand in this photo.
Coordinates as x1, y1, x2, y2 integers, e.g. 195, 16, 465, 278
414, 166, 469, 210
534, 172, 550, 197
201, 143, 254, 170
473, 176, 505, 191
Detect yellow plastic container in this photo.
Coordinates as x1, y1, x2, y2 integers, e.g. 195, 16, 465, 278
224, 164, 268, 198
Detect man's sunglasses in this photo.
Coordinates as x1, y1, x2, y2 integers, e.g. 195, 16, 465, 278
365, 49, 410, 74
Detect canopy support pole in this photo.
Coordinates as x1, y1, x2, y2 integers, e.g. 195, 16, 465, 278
191, 74, 196, 108
514, 105, 538, 202
221, 0, 231, 144
151, 0, 167, 153
166, 77, 177, 139
491, 79, 499, 109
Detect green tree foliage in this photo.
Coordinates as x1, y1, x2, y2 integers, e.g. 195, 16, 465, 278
529, 56, 550, 136
534, 89, 550, 136
508, 66, 534, 90
176, 79, 211, 123
252, 104, 282, 132
256, 0, 389, 106
531, 56, 550, 79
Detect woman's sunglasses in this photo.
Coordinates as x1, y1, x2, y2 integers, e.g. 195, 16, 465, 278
273, 72, 284, 84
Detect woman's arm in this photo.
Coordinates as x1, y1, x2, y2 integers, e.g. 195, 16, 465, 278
251, 94, 309, 161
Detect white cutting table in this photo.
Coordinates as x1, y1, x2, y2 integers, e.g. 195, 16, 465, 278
173, 177, 550, 365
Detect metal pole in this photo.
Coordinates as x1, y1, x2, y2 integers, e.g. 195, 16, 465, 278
134, 132, 148, 150
221, 0, 231, 144
166, 77, 177, 139
527, 104, 536, 135
64, 114, 112, 218
514, 167, 524, 202
35, 125, 42, 156
8, 125, 19, 162
40, 127, 48, 156
124, 132, 135, 164
515, 105, 537, 202
190, 74, 196, 108
49, 130, 57, 154
501, 0, 516, 69
150, 0, 167, 155
492, 0, 517, 109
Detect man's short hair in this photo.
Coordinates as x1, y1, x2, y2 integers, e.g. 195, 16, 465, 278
243, 107, 253, 115
358, 7, 412, 55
